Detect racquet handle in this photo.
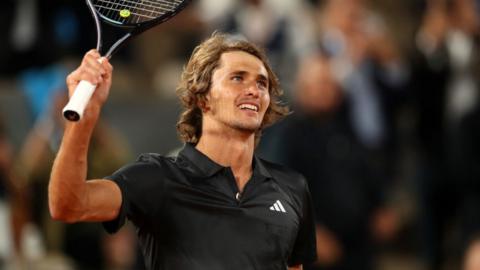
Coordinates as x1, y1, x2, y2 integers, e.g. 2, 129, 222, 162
62, 80, 97, 121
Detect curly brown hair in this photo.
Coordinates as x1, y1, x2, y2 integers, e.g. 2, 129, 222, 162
176, 33, 289, 145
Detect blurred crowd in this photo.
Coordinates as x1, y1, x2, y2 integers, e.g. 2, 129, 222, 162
1, 0, 480, 269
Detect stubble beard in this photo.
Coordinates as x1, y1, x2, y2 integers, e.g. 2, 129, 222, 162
209, 102, 263, 135
221, 111, 262, 134
230, 120, 261, 133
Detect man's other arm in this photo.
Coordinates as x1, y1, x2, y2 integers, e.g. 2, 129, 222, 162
48, 50, 122, 223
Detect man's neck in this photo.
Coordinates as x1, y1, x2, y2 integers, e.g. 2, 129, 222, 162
195, 129, 255, 192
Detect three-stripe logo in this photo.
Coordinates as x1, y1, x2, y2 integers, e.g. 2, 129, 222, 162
269, 200, 286, 213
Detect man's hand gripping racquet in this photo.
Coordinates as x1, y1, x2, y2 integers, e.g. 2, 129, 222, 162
63, 0, 191, 121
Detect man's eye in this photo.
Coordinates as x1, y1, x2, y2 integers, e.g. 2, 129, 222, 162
232, 75, 243, 81
257, 80, 268, 89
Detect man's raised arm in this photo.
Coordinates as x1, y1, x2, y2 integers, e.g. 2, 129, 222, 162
48, 50, 122, 223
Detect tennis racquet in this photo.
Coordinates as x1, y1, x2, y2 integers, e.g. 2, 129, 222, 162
63, 0, 191, 121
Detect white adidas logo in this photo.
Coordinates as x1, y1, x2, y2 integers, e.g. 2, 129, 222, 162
269, 200, 286, 213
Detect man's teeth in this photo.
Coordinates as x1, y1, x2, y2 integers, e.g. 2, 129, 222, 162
239, 104, 258, 112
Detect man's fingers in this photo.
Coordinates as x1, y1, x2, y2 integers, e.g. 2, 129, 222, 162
73, 54, 109, 85
82, 68, 104, 85
101, 58, 113, 73
100, 58, 113, 81
65, 50, 113, 99
84, 55, 106, 75
86, 49, 101, 59
66, 69, 82, 88
67, 67, 102, 88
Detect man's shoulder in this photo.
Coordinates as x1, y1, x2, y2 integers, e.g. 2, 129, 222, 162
136, 152, 177, 165
109, 152, 177, 178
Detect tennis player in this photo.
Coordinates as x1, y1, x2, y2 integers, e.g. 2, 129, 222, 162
49, 33, 317, 270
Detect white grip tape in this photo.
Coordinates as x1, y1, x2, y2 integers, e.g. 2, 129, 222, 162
62, 80, 97, 121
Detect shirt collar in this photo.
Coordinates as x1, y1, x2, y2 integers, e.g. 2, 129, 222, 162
178, 143, 272, 179
253, 155, 272, 179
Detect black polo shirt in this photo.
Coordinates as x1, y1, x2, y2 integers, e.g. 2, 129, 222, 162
103, 143, 317, 270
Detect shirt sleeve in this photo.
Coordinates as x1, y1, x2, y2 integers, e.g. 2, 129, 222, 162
103, 154, 166, 234
288, 176, 318, 266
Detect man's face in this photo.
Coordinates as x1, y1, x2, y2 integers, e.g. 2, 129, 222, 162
204, 51, 270, 133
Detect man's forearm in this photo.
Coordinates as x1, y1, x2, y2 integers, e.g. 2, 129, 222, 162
48, 113, 98, 222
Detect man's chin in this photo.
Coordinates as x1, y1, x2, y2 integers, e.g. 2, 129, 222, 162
232, 122, 261, 134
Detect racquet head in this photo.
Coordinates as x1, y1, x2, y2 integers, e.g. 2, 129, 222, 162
87, 0, 192, 56
92, 0, 191, 27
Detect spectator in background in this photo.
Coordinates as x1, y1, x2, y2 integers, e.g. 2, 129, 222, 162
0, 2, 17, 75
315, 0, 408, 186
0, 114, 29, 268
5, 0, 96, 75
258, 54, 398, 270
317, 0, 408, 148
410, 0, 480, 268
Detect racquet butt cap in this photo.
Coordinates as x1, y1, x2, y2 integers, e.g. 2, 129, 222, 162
63, 110, 81, 122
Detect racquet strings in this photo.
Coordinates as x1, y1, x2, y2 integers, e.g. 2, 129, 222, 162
93, 0, 185, 24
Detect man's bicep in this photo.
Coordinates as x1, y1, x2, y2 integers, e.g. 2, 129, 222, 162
81, 179, 122, 222
288, 265, 302, 270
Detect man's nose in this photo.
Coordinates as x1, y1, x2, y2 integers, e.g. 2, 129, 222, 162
245, 82, 260, 97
